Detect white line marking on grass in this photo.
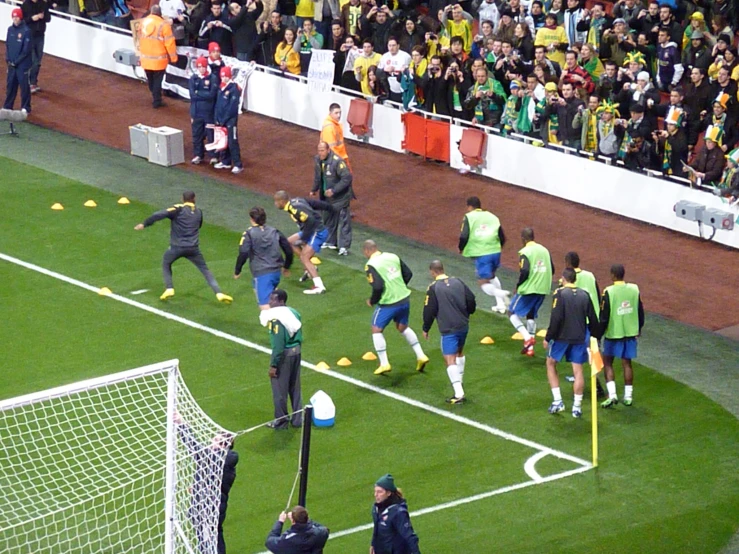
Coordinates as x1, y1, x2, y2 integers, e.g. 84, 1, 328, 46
253, 465, 592, 553
0, 252, 592, 469
130, 289, 149, 295
523, 451, 549, 483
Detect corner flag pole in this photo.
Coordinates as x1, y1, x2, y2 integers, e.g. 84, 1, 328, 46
589, 337, 604, 468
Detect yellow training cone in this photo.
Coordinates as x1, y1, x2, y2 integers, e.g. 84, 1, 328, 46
84, 200, 97, 208
511, 332, 523, 340
315, 361, 330, 370
336, 357, 352, 367
98, 287, 112, 296
362, 351, 378, 361
536, 329, 547, 337
51, 203, 64, 210
310, 256, 322, 265
480, 336, 495, 345
118, 197, 131, 205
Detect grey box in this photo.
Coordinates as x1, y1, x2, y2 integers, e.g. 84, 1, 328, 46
148, 126, 185, 167
675, 200, 705, 222
701, 208, 735, 231
114, 48, 139, 66
129, 124, 151, 158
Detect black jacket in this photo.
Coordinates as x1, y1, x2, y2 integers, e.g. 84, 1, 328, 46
545, 285, 600, 344
285, 197, 332, 238
229, 0, 263, 58
371, 497, 421, 554
689, 144, 726, 185
235, 224, 293, 277
416, 73, 450, 116
21, 0, 51, 38
657, 128, 688, 177
312, 153, 354, 205
198, 12, 234, 56
555, 96, 584, 142
423, 275, 476, 334
359, 13, 392, 54
257, 22, 285, 66
265, 520, 329, 553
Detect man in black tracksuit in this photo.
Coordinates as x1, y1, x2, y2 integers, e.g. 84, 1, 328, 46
4, 8, 32, 114
20, 0, 50, 93
265, 505, 329, 553
135, 191, 232, 303
422, 260, 476, 404
234, 206, 293, 310
543, 268, 601, 418
311, 141, 354, 255
229, 0, 263, 61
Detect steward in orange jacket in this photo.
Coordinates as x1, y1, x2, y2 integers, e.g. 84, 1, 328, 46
320, 103, 350, 164
139, 5, 177, 108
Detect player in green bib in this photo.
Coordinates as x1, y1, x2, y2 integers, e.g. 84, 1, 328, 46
363, 240, 429, 376
459, 196, 509, 313
599, 264, 644, 408
508, 228, 554, 357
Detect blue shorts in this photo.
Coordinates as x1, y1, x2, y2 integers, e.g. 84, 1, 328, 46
602, 338, 638, 360
299, 228, 329, 254
441, 329, 468, 355
474, 253, 501, 280
253, 271, 281, 305
547, 340, 589, 364
372, 301, 410, 330
509, 293, 546, 318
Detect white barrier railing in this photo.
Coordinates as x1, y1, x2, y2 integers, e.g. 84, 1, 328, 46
1, 0, 736, 249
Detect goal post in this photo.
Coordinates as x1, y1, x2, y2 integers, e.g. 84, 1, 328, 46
0, 359, 235, 554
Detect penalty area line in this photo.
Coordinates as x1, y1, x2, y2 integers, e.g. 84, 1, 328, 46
0, 252, 592, 469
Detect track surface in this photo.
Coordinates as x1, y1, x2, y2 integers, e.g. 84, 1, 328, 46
3, 45, 738, 332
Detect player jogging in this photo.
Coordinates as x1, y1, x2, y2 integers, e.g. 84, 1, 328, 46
273, 190, 333, 295
234, 207, 293, 310
459, 196, 509, 313
363, 240, 429, 376
508, 227, 553, 356
422, 260, 477, 404
542, 268, 601, 417
134, 191, 232, 303
600, 264, 644, 408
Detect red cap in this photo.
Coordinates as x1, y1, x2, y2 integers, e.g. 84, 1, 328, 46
208, 42, 220, 53
11, 8, 23, 18
195, 56, 208, 68
220, 66, 232, 80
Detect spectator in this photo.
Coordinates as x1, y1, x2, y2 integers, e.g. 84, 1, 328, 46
265, 506, 329, 553
534, 13, 567, 67
293, 0, 313, 28
340, 0, 367, 38
277, 0, 296, 28
392, 18, 424, 54
371, 474, 420, 554
447, 36, 472, 77
574, 93, 601, 153
21, 0, 50, 95
338, 35, 361, 89
634, 0, 659, 37
471, 20, 495, 59
530, 1, 546, 30
516, 73, 544, 135
655, 27, 682, 92
710, 66, 739, 118
296, 19, 323, 75
708, 46, 738, 82
621, 50, 645, 84
656, 4, 682, 47
360, 4, 393, 54
513, 22, 534, 61
546, 0, 564, 26
495, 6, 516, 44
139, 5, 177, 109
4, 8, 32, 114
600, 18, 635, 67
366, 64, 388, 99
683, 66, 713, 119
474, 0, 499, 29
617, 70, 658, 115
509, 0, 536, 38
688, 125, 725, 186
207, 41, 224, 77
198, 1, 233, 56
718, 149, 739, 196
536, 82, 561, 143
501, 79, 524, 133
354, 39, 382, 95
80, 0, 115, 26
595, 99, 621, 156
484, 37, 503, 71
214, 66, 243, 174
682, 11, 712, 51
653, 87, 697, 148
377, 37, 412, 103
562, 0, 586, 47
615, 103, 656, 170
576, 2, 610, 51
416, 55, 449, 114
257, 11, 286, 67
229, 0, 263, 62
633, 31, 655, 72
703, 94, 738, 152
597, 59, 619, 101
682, 30, 712, 75
553, 81, 584, 148
531, 43, 561, 78
184, 0, 210, 46
612, 0, 642, 29
465, 66, 504, 125
579, 43, 604, 82
654, 107, 688, 176
275, 28, 301, 75
441, 3, 474, 54
710, 33, 732, 63
160, 0, 187, 44
109, 0, 131, 29
313, 0, 339, 47
328, 20, 347, 83
560, 49, 594, 98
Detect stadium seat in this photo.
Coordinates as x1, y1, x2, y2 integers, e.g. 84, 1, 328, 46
657, 117, 665, 131
128, 0, 156, 20
689, 133, 705, 164
347, 99, 372, 137
458, 128, 487, 168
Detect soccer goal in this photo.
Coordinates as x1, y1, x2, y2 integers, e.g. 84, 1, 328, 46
0, 359, 235, 554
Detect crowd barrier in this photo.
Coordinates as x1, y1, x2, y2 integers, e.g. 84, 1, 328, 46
1, 0, 737, 250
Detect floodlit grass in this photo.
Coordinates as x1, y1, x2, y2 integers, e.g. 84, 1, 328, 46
0, 157, 737, 553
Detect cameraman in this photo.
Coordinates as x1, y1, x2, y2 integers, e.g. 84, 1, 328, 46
416, 55, 450, 115
447, 60, 472, 119
265, 506, 329, 553
614, 104, 657, 171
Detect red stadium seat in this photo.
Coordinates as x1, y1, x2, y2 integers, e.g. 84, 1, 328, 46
657, 117, 665, 131
347, 98, 372, 137
458, 128, 487, 168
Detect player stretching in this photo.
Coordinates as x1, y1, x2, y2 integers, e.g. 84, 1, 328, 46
363, 240, 429, 375
273, 190, 332, 295
134, 191, 232, 303
508, 228, 553, 356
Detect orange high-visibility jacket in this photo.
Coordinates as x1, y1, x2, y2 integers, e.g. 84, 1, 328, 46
320, 115, 349, 162
139, 14, 177, 71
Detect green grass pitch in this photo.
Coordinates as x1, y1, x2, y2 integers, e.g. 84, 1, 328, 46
0, 156, 737, 553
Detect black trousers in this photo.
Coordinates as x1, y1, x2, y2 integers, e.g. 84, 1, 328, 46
270, 347, 303, 428
323, 200, 352, 249
162, 246, 221, 293
145, 69, 165, 107
3, 64, 31, 112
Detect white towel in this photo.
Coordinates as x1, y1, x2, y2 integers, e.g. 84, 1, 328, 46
259, 307, 302, 337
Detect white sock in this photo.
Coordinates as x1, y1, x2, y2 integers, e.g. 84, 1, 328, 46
606, 381, 617, 399
447, 365, 465, 398
526, 319, 537, 334
402, 328, 425, 358
313, 276, 325, 289
481, 281, 508, 301
574, 394, 583, 409
551, 387, 562, 403
456, 356, 466, 383
372, 334, 389, 366
510, 315, 532, 341
624, 385, 633, 400
492, 278, 508, 307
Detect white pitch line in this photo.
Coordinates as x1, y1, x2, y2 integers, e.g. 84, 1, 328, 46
254, 465, 592, 553
523, 451, 549, 483
130, 289, 149, 295
0, 252, 592, 469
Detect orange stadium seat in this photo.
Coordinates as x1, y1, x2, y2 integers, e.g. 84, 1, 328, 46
458, 128, 487, 167
347, 98, 372, 136
128, 0, 157, 20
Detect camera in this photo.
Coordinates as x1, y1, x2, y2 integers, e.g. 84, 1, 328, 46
429, 66, 440, 73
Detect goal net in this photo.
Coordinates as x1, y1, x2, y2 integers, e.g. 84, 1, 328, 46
0, 360, 235, 554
